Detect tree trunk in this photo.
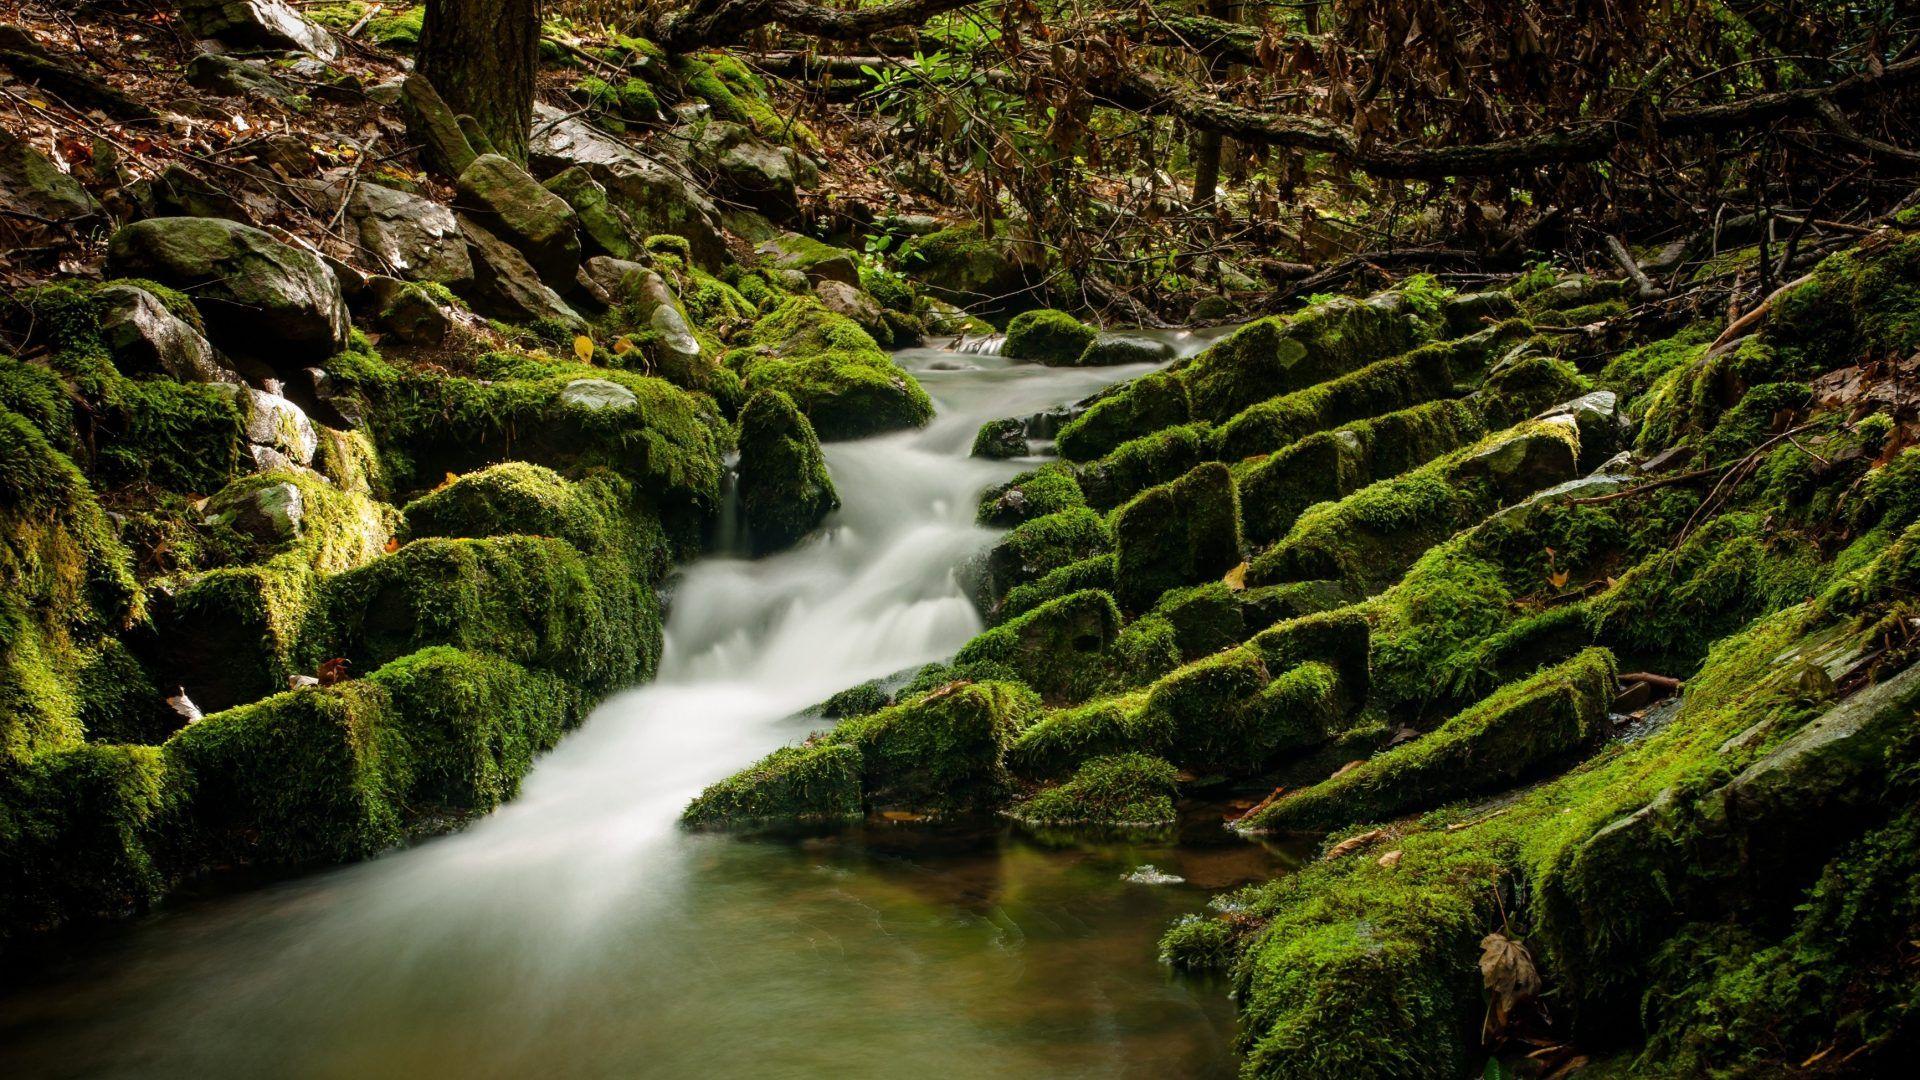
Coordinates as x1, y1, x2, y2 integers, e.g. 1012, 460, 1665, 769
1189, 0, 1237, 213
418, 0, 540, 165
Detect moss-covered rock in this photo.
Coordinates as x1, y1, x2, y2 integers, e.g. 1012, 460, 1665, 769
975, 464, 1085, 526
1002, 308, 1097, 365
735, 388, 838, 554
728, 296, 933, 440
898, 223, 1046, 311
1008, 753, 1178, 827
952, 589, 1121, 703
1054, 370, 1190, 462
1111, 462, 1241, 613
1178, 293, 1424, 424
681, 742, 864, 826
970, 417, 1028, 459
1075, 422, 1213, 512
1244, 648, 1616, 831
978, 507, 1112, 607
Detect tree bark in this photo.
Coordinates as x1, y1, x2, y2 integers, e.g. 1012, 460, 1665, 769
418, 0, 540, 165
1187, 0, 1237, 212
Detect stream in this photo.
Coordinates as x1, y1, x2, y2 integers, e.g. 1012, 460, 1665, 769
0, 330, 1305, 1079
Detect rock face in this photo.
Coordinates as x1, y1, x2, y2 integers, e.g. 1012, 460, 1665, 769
105, 217, 350, 363
735, 388, 839, 555
183, 53, 300, 102
813, 279, 889, 343
1112, 463, 1242, 612
348, 183, 472, 286
95, 284, 241, 384
204, 479, 305, 543
239, 387, 319, 469
1081, 333, 1176, 367
528, 104, 725, 268
0, 129, 101, 225
685, 120, 813, 219
756, 232, 859, 286
455, 154, 582, 286
457, 214, 587, 332
180, 0, 340, 60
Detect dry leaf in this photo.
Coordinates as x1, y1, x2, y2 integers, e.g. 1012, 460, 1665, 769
1480, 931, 1542, 1041
1377, 849, 1403, 868
1223, 561, 1248, 590
612, 336, 634, 355
382, 537, 399, 554
573, 335, 595, 364
1324, 827, 1386, 860
1548, 569, 1571, 589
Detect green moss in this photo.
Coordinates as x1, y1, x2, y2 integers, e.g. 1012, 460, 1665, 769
1006, 691, 1150, 779
734, 388, 838, 554
980, 507, 1112, 606
1009, 753, 1178, 827
682, 742, 864, 826
1149, 582, 1246, 660
976, 464, 1085, 526
859, 266, 915, 313
995, 553, 1115, 623
0, 356, 75, 450
1178, 293, 1422, 424
0, 743, 173, 941
1768, 235, 1920, 371
730, 296, 933, 440
1111, 462, 1241, 612
953, 589, 1121, 703
1054, 370, 1190, 462
1002, 308, 1098, 365
1075, 422, 1212, 512
1247, 648, 1616, 831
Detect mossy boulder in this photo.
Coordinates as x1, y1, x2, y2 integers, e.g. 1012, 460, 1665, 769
1003, 309, 1097, 365
1054, 370, 1190, 462
953, 589, 1122, 703
898, 223, 1047, 311
978, 507, 1113, 607
1111, 462, 1241, 613
729, 296, 933, 440
1178, 293, 1423, 424
735, 388, 839, 555
755, 232, 858, 287
1079, 333, 1176, 367
681, 742, 864, 826
971, 417, 1028, 459
1008, 753, 1178, 827
105, 217, 350, 363
1075, 422, 1212, 512
402, 462, 667, 575
1244, 648, 1616, 831
542, 166, 635, 261
976, 464, 1085, 526
455, 154, 582, 286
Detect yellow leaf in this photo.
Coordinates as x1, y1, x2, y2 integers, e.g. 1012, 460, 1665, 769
27, 98, 48, 109
612, 336, 634, 355
573, 335, 595, 364
1377, 849, 1403, 868
1549, 569, 1570, 589
1222, 561, 1248, 590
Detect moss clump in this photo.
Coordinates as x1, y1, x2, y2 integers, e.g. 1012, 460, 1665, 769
976, 463, 1084, 526
1006, 692, 1148, 779
953, 589, 1121, 703
1248, 420, 1580, 595
403, 463, 666, 572
685, 681, 1037, 824
682, 742, 864, 826
2, 407, 142, 761
313, 534, 659, 699
1149, 582, 1248, 660
898, 222, 1043, 309
1055, 370, 1190, 462
979, 507, 1112, 606
1246, 648, 1616, 831
735, 389, 839, 555
0, 743, 173, 941
1768, 235, 1920, 372
729, 296, 933, 440
970, 417, 1028, 460
1111, 462, 1241, 613
1008, 753, 1178, 827
994, 553, 1115, 623
1178, 292, 1423, 424
1002, 308, 1098, 365
1075, 422, 1212, 512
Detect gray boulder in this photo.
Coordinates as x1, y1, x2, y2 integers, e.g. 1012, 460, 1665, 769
365, 276, 458, 346
814, 279, 889, 343
1079, 333, 1175, 366
457, 214, 587, 333
581, 258, 703, 373
105, 217, 350, 363
239, 387, 318, 468
348, 182, 472, 286
558, 378, 637, 412
456, 154, 582, 287
96, 284, 241, 385
685, 120, 813, 219
528, 104, 725, 268
204, 479, 304, 544
180, 0, 339, 60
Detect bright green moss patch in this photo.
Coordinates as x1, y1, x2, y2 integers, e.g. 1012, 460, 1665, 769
1075, 422, 1212, 512
1002, 308, 1097, 365
682, 742, 864, 826
994, 553, 1115, 623
980, 507, 1112, 606
729, 296, 932, 440
1054, 370, 1189, 462
977, 463, 1085, 526
1111, 462, 1242, 612
1008, 753, 1178, 827
953, 589, 1121, 703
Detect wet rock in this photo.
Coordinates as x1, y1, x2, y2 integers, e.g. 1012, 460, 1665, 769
558, 378, 638, 412
95, 284, 241, 384
348, 182, 472, 286
528, 104, 725, 267
457, 214, 587, 333
456, 153, 581, 286
106, 217, 350, 363
204, 479, 304, 543
756, 232, 859, 286
542, 166, 636, 260
180, 0, 339, 60
1537, 390, 1625, 469
813, 279, 890, 343
972, 418, 1029, 459
399, 73, 477, 178
1079, 333, 1175, 367
736, 388, 839, 555
183, 53, 299, 102
1112, 463, 1242, 613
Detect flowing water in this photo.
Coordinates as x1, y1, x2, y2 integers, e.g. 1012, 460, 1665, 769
0, 329, 1304, 1079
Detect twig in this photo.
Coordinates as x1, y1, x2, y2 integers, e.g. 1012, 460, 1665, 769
1605, 233, 1663, 298
1708, 269, 1817, 352
346, 3, 382, 37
